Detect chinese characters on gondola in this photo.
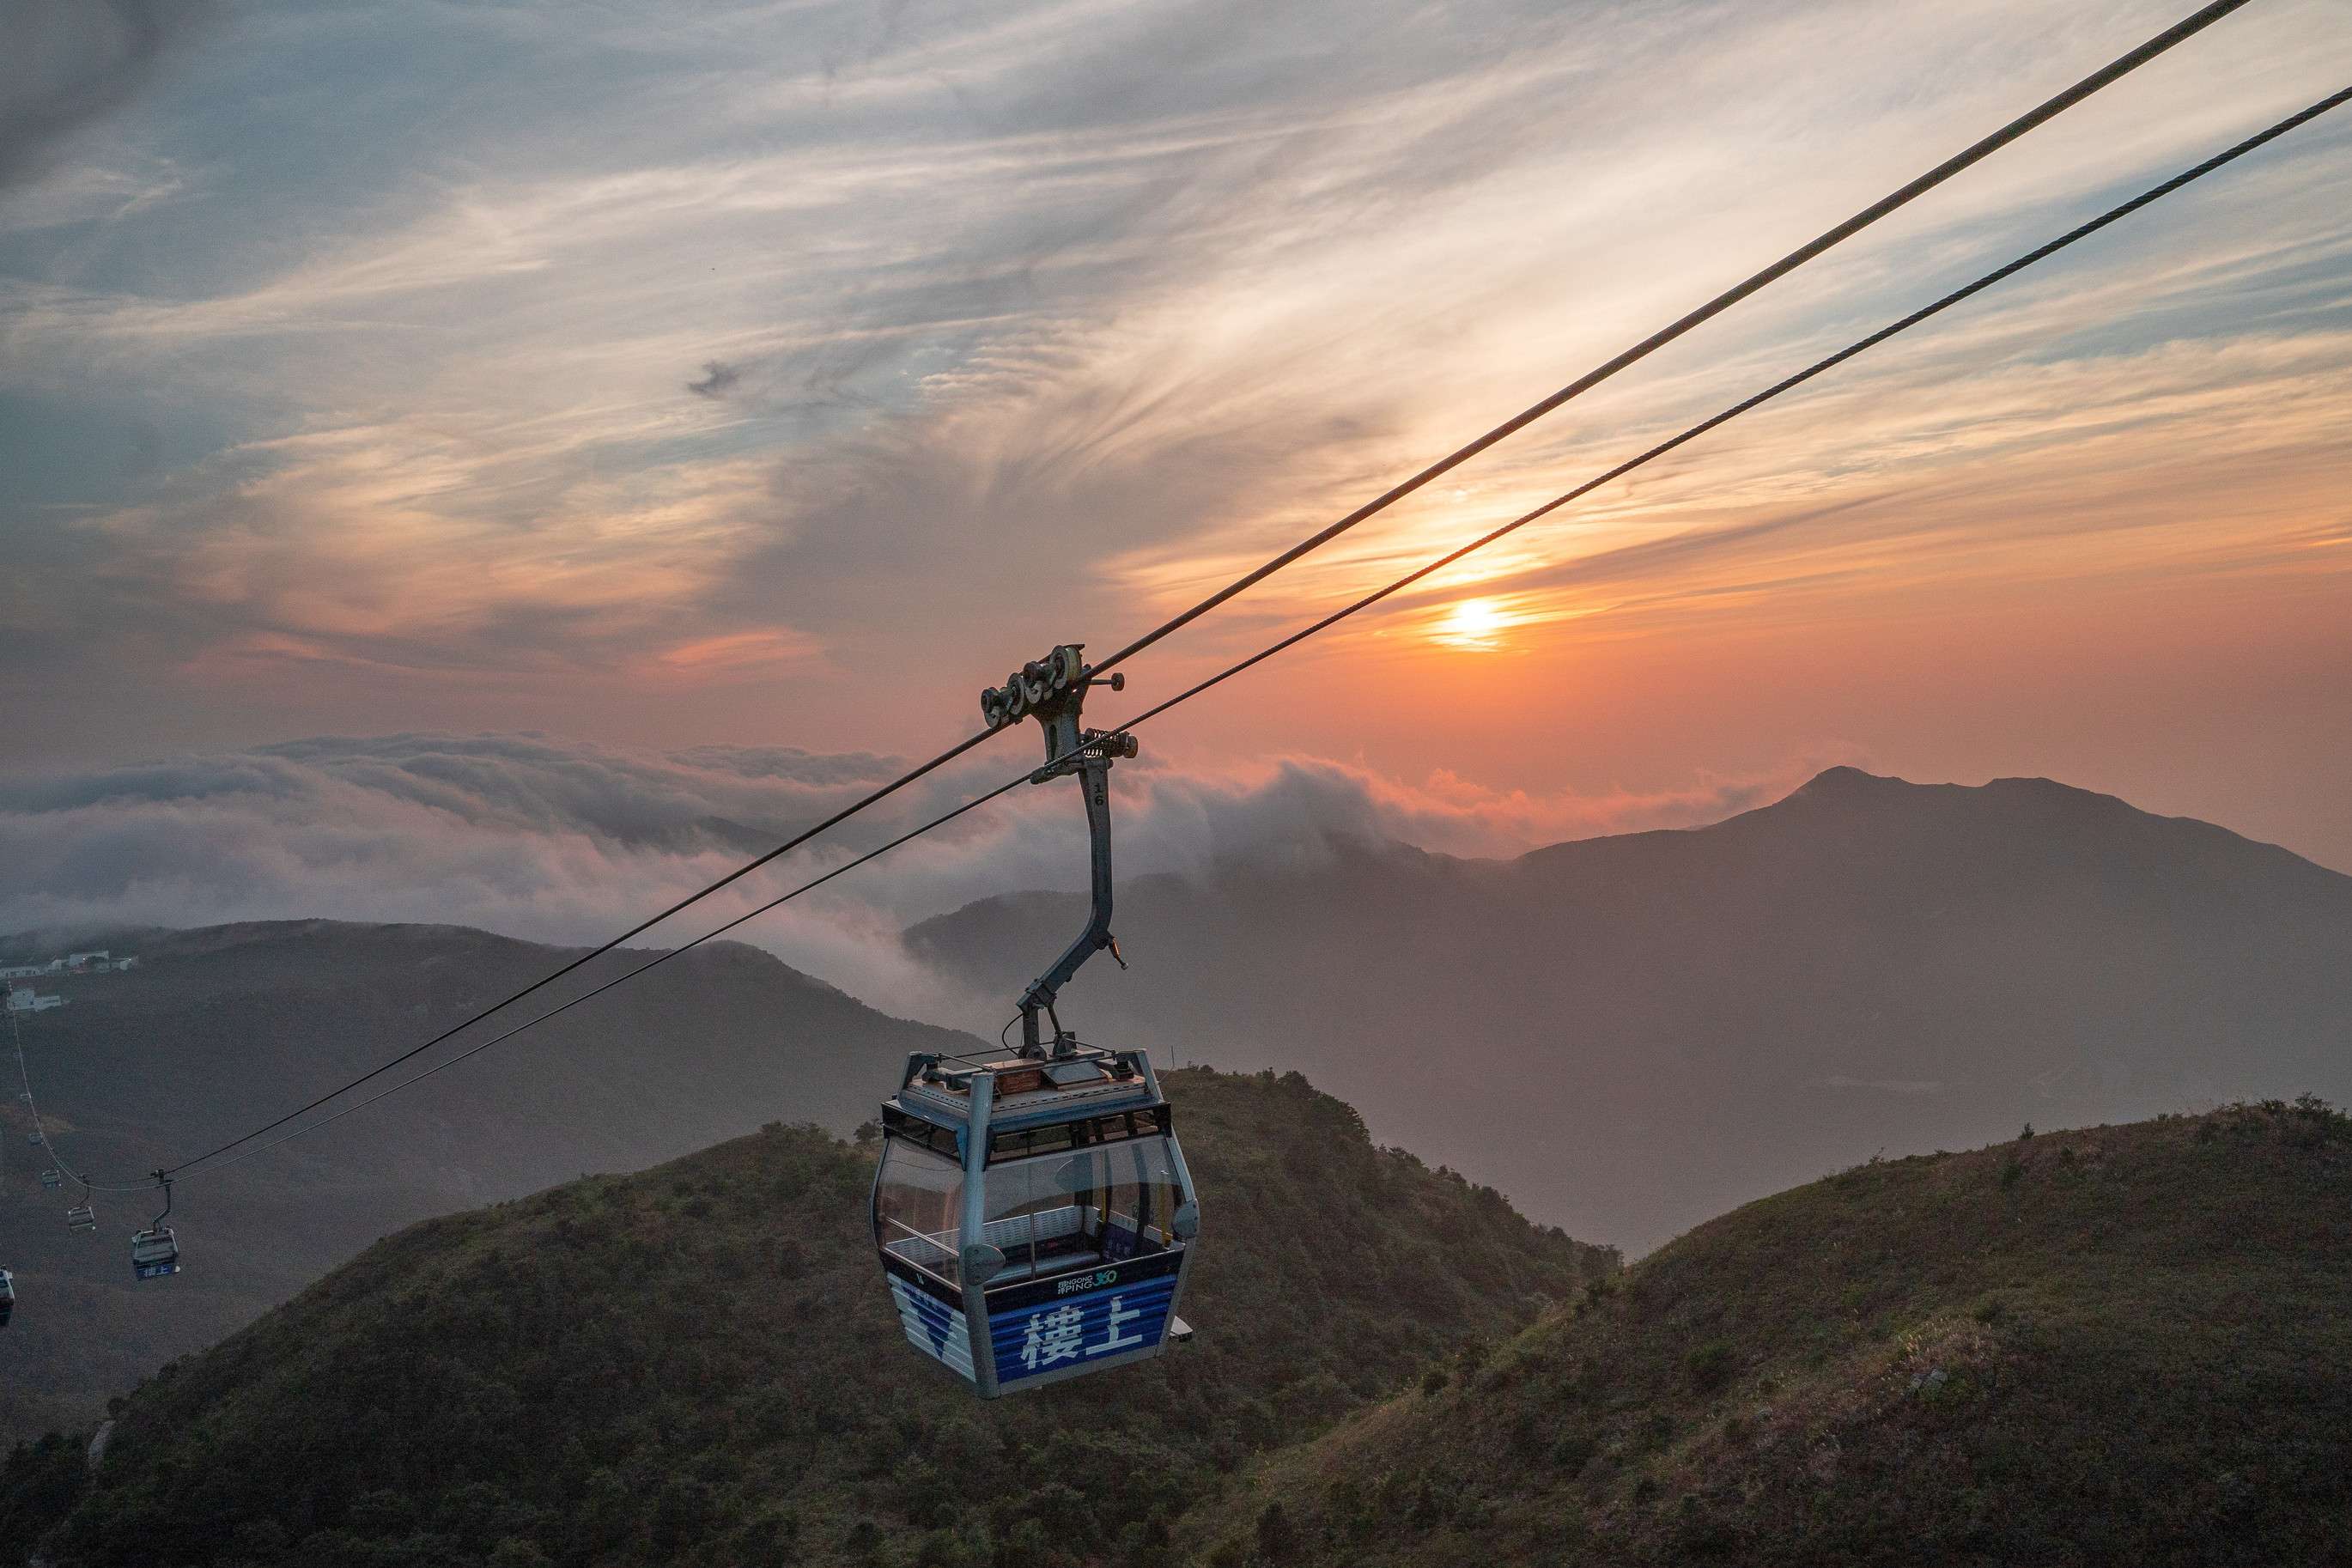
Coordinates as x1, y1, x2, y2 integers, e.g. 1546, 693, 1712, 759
1018, 1296, 1146, 1370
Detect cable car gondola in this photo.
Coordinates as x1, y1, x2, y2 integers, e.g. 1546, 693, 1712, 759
131, 1174, 179, 1280
66, 1204, 96, 1232
131, 1229, 179, 1279
40, 1167, 60, 1190
872, 644, 1199, 1397
0, 1267, 14, 1328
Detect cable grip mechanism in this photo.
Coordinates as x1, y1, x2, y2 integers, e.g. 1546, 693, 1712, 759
980, 644, 1137, 1057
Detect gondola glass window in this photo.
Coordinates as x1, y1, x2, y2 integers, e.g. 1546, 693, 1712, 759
981, 1134, 1185, 1279
877, 1136, 965, 1285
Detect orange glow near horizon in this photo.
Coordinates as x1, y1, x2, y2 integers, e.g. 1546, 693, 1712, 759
1430, 598, 1510, 650
8, 0, 2352, 879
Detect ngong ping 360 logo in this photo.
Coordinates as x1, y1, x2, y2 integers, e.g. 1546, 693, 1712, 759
1057, 1267, 1118, 1296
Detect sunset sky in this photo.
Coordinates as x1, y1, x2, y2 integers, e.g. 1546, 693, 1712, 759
3, 0, 2349, 993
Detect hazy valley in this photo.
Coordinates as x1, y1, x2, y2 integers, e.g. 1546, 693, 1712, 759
0, 921, 974, 1443
915, 768, 2352, 1249
4, 768, 2348, 1565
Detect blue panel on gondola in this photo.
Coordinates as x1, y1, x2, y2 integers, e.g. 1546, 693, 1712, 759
134, 1259, 179, 1280
888, 1274, 975, 1382
989, 1270, 1178, 1386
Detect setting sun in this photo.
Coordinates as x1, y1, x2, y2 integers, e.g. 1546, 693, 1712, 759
1431, 597, 1511, 651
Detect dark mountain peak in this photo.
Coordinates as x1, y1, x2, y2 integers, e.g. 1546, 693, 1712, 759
1759, 771, 2337, 885
1790, 763, 1905, 798
1760, 768, 2201, 842
1978, 772, 2134, 811
1781, 766, 2110, 812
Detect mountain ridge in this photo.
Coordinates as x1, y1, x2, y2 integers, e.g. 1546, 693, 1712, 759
910, 768, 2352, 1249
13, 1094, 2343, 1568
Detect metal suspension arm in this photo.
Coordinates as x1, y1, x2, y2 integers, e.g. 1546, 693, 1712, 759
976, 644, 1138, 1056
1020, 745, 1117, 1028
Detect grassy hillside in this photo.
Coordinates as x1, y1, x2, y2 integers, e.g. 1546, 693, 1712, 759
0, 920, 977, 1444
5, 1068, 1614, 1568
1182, 1098, 2352, 1567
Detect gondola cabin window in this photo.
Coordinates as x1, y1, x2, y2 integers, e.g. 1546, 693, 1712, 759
876, 1135, 963, 1285
980, 1133, 1185, 1280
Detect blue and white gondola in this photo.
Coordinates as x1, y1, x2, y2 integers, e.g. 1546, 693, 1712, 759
873, 1048, 1198, 1396
870, 641, 1200, 1396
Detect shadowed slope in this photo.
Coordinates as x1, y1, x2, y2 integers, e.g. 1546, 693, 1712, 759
0, 920, 979, 1443
1183, 1099, 2352, 1567
12, 1068, 1612, 1568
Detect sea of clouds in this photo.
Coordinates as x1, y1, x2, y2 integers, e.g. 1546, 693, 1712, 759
0, 732, 1822, 1024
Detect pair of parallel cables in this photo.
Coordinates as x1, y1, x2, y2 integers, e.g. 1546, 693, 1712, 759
8, 1000, 107, 1223
74, 0, 2350, 1187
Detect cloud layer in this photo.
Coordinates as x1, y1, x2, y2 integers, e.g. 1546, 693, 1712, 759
7, 2, 2349, 690
0, 732, 1831, 1021
1, 0, 2346, 872
0, 1, 208, 194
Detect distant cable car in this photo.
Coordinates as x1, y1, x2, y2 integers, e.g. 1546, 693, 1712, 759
872, 645, 1199, 1397
26, 1130, 40, 1146
131, 1174, 179, 1280
66, 1205, 95, 1233
40, 1167, 61, 1190
131, 1230, 179, 1279
0, 1267, 14, 1328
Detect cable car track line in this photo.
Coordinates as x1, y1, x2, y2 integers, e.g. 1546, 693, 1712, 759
8, 1004, 137, 1197
217, 75, 2345, 1168
175, 776, 1035, 1176
82, 2, 2274, 1186
156, 725, 1006, 1180
1082, 0, 2259, 678
1091, 83, 2352, 740
132, 78, 2348, 1183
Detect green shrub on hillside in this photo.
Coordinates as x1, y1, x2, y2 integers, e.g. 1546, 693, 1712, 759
0, 1435, 88, 1567
24, 1069, 1613, 1568
1182, 1099, 2352, 1567
1682, 1341, 1735, 1395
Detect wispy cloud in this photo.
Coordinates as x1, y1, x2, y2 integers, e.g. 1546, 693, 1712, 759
0, 0, 209, 194
0, 0, 2346, 868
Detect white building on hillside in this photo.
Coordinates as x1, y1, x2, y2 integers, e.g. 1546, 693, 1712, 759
2, 953, 141, 977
